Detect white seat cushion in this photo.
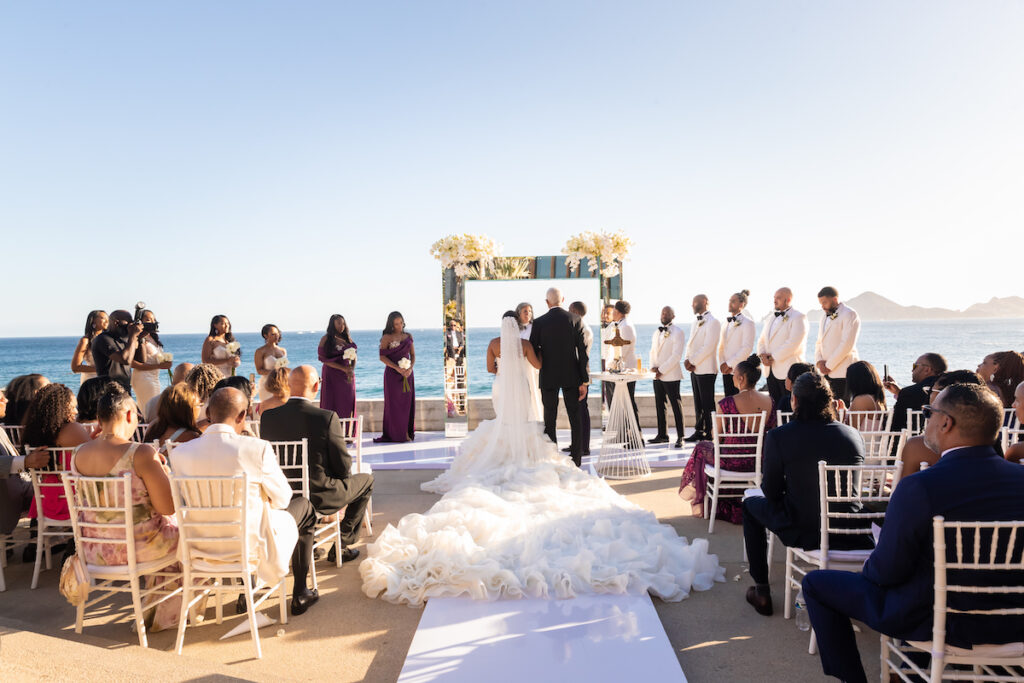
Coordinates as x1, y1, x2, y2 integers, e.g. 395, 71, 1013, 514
906, 640, 1024, 657
703, 464, 757, 480
790, 547, 872, 568
87, 553, 178, 578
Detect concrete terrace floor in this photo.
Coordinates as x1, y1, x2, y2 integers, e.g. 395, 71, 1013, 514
0, 467, 881, 682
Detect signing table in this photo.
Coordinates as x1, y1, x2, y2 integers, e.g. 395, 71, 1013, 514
595, 371, 654, 479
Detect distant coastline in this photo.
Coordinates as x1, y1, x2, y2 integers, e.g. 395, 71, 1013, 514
805, 292, 1024, 322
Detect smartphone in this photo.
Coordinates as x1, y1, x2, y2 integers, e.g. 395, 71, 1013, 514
883, 364, 889, 382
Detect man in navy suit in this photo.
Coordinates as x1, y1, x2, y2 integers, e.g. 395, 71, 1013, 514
803, 383, 1024, 683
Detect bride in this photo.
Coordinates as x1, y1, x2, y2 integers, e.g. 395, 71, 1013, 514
360, 312, 724, 606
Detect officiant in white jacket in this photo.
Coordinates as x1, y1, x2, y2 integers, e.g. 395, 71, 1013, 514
170, 387, 321, 616
719, 289, 756, 397
684, 295, 721, 442
649, 306, 686, 447
757, 287, 809, 403
813, 286, 861, 403
612, 301, 640, 428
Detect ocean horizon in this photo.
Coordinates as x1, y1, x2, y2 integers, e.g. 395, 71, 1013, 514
2, 318, 1021, 401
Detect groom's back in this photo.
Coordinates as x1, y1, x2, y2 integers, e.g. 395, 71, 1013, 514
531, 307, 587, 390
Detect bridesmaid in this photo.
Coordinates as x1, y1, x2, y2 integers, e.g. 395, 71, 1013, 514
318, 314, 358, 420
374, 311, 415, 443
71, 310, 108, 385
131, 309, 172, 421
202, 315, 240, 378
254, 324, 287, 402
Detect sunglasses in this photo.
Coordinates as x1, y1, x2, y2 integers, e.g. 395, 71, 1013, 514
922, 405, 953, 423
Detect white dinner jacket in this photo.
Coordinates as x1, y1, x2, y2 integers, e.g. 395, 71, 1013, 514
170, 424, 298, 581
614, 318, 638, 370
814, 302, 861, 379
718, 314, 756, 373
685, 313, 721, 375
600, 324, 616, 364
756, 307, 809, 380
649, 323, 685, 382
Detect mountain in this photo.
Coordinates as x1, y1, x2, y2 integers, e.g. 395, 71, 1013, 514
806, 292, 1024, 322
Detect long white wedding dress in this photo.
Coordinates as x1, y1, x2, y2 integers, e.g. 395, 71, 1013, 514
360, 318, 724, 607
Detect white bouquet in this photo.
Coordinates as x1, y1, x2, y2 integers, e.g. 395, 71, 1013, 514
343, 347, 357, 363
158, 352, 174, 382
562, 230, 632, 278
274, 356, 289, 370
398, 357, 412, 392
429, 234, 502, 278
225, 341, 241, 355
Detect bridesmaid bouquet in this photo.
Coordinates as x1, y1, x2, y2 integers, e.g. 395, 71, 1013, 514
398, 357, 412, 392
159, 352, 174, 382
226, 341, 241, 375
343, 347, 357, 363
274, 356, 289, 370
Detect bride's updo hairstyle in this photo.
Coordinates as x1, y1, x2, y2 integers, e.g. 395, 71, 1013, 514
734, 354, 762, 387
96, 382, 135, 425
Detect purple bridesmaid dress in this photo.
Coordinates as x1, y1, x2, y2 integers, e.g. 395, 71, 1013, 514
319, 339, 357, 420
374, 336, 415, 443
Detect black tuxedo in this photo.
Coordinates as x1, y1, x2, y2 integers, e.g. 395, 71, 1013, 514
889, 376, 937, 432
529, 306, 589, 465
260, 398, 374, 546
444, 329, 465, 360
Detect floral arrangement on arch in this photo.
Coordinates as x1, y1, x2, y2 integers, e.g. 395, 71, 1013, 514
562, 230, 632, 278
430, 234, 502, 278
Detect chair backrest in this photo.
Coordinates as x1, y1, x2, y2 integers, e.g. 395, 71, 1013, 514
63, 472, 136, 569
907, 409, 926, 435
1005, 408, 1019, 431
268, 439, 309, 497
1002, 427, 1024, 455
338, 416, 363, 469
170, 474, 249, 568
245, 419, 261, 438
861, 430, 906, 464
26, 446, 76, 521
710, 411, 768, 480
776, 410, 794, 427
930, 515, 1024, 670
818, 460, 902, 555
3, 424, 24, 449
845, 409, 893, 433
133, 423, 150, 443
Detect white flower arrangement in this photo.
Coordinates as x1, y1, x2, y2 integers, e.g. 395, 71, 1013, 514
158, 352, 174, 363
430, 234, 502, 278
225, 341, 241, 355
343, 347, 357, 363
398, 358, 412, 371
274, 356, 289, 370
562, 230, 632, 278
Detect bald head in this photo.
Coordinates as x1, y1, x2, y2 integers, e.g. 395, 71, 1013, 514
545, 287, 563, 307
207, 387, 249, 430
774, 287, 793, 311
288, 365, 320, 399
172, 362, 194, 385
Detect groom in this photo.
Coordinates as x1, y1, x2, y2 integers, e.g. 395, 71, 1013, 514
530, 287, 590, 466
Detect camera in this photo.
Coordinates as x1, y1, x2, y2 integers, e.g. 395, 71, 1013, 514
133, 301, 159, 334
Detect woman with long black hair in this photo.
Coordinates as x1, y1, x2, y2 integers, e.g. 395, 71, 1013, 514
318, 314, 358, 420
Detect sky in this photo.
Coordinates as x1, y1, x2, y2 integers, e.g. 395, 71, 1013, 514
2, 1, 1022, 336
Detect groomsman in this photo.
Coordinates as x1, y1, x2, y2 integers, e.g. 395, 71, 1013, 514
648, 306, 686, 447
600, 304, 616, 409
568, 301, 593, 457
612, 300, 640, 429
719, 289, 755, 397
757, 287, 809, 404
684, 295, 721, 442
813, 286, 860, 403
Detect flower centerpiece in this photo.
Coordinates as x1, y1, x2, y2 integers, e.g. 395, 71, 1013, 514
398, 357, 412, 392
430, 234, 502, 278
562, 230, 632, 280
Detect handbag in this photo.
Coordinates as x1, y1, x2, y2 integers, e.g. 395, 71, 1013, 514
59, 553, 91, 606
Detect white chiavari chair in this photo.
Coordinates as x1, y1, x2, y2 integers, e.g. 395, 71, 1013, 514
339, 416, 372, 535
705, 411, 767, 534
27, 446, 76, 589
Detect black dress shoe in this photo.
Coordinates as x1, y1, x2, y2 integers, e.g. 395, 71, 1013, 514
561, 447, 571, 453
674, 438, 683, 448
683, 433, 702, 443
648, 435, 669, 444
291, 588, 319, 616
582, 450, 590, 456
341, 547, 360, 563
745, 586, 774, 616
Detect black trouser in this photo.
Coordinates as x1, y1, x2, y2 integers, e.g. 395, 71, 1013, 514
690, 372, 717, 438
602, 380, 614, 410
542, 386, 582, 466
334, 472, 374, 546
287, 495, 318, 591
766, 373, 786, 404
722, 373, 738, 397
827, 377, 848, 405
653, 379, 684, 439
579, 388, 591, 455
625, 381, 640, 430
741, 495, 794, 585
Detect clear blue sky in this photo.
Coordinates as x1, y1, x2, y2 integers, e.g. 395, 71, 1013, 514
2, 1, 1021, 336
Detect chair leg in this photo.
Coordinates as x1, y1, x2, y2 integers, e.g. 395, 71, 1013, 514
334, 524, 343, 568
175, 577, 192, 654
279, 580, 288, 625
880, 635, 891, 680
215, 580, 223, 624
808, 628, 817, 655
765, 533, 775, 582
309, 556, 319, 593
243, 576, 262, 659
783, 548, 794, 620
31, 532, 45, 589
707, 482, 718, 533
363, 501, 373, 536
129, 575, 149, 648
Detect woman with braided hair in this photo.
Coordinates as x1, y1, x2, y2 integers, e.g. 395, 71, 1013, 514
978, 350, 1024, 408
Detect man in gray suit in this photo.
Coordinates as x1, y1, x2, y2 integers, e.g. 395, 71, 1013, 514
0, 390, 48, 535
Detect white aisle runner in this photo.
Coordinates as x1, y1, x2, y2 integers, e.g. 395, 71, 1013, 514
398, 594, 687, 682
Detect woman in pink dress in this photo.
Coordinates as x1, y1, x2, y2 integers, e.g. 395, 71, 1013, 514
678, 355, 775, 524
22, 383, 92, 521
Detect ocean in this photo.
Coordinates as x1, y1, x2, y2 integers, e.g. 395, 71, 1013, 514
1, 319, 1022, 400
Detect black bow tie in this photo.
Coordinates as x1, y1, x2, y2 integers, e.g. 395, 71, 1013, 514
727, 316, 737, 323
774, 311, 785, 317
696, 314, 704, 321
658, 326, 668, 332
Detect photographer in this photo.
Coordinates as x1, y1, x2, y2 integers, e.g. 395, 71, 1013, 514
91, 309, 143, 390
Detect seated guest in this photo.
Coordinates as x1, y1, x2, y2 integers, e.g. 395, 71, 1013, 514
71, 383, 181, 630
144, 384, 202, 448
776, 362, 813, 414
170, 388, 320, 616
145, 362, 194, 426
0, 389, 48, 536
256, 367, 290, 416
742, 372, 870, 616
678, 355, 775, 522
76, 376, 110, 423
185, 363, 222, 430
260, 366, 374, 563
897, 370, 986, 479
1007, 380, 1024, 463
2, 374, 49, 426
803, 383, 1024, 683
978, 350, 1024, 408
842, 360, 886, 430
214, 376, 257, 435
22, 383, 93, 522
883, 352, 946, 432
